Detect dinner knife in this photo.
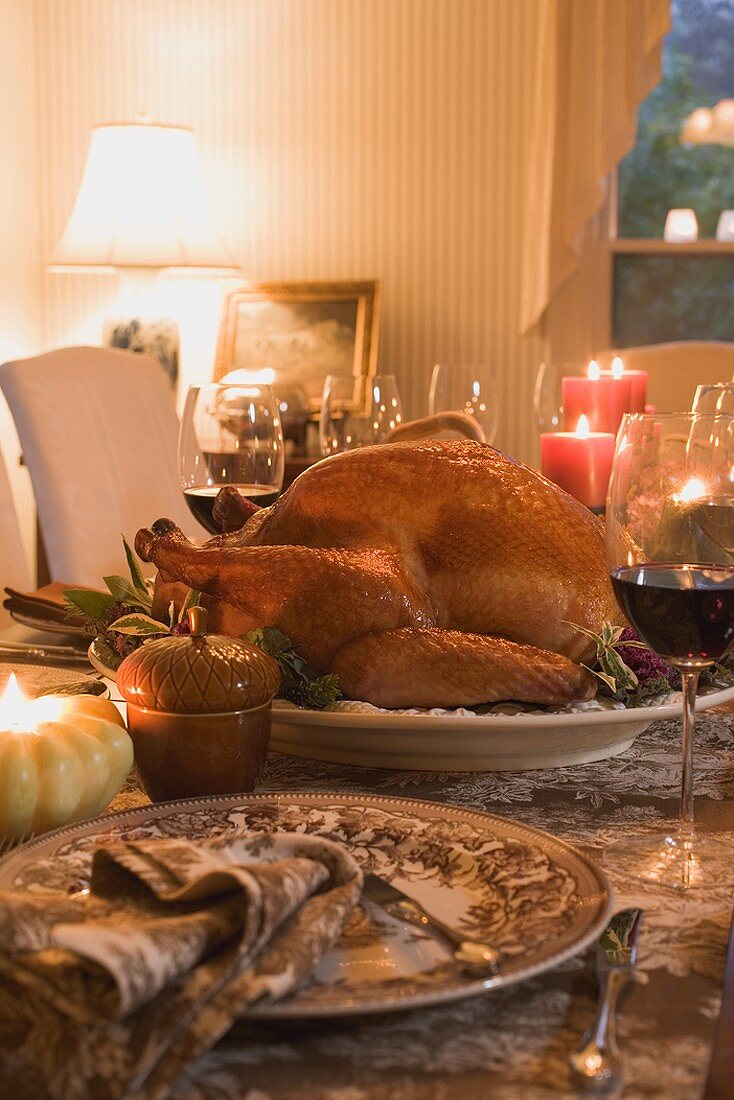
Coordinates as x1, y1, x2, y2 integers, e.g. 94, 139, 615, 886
361, 871, 500, 978
569, 907, 643, 1092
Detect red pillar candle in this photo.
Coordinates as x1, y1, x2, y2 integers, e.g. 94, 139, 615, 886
541, 415, 615, 510
562, 360, 632, 435
606, 356, 648, 413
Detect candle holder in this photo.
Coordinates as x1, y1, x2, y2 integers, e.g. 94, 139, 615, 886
664, 208, 698, 242
117, 607, 281, 802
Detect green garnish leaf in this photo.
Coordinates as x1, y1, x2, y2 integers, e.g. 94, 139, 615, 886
122, 535, 153, 600
64, 588, 116, 622
246, 627, 342, 710
564, 618, 640, 698
107, 613, 169, 636
103, 575, 153, 611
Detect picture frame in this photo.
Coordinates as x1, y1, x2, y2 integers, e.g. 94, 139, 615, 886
213, 280, 381, 412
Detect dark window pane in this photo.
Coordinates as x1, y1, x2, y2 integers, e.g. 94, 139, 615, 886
613, 256, 734, 346
619, 0, 734, 239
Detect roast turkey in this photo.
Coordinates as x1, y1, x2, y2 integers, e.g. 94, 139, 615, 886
136, 440, 618, 707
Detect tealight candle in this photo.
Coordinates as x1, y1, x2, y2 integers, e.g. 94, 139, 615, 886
541, 415, 615, 511
716, 211, 734, 242
562, 360, 633, 435
664, 208, 698, 242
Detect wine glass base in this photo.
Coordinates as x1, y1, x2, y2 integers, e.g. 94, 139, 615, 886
603, 832, 734, 891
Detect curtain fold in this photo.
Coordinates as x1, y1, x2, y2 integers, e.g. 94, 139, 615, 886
520, 0, 670, 336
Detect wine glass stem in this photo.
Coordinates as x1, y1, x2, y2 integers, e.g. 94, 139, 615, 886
679, 669, 700, 843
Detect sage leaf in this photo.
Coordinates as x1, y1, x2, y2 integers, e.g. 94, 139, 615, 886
108, 613, 168, 636
103, 575, 153, 611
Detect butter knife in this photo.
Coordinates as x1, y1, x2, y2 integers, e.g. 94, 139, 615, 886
361, 871, 500, 978
569, 907, 643, 1092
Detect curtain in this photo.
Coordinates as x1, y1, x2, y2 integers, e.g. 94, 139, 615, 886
520, 0, 670, 336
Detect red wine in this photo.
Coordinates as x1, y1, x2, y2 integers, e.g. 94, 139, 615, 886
612, 564, 734, 666
183, 486, 279, 534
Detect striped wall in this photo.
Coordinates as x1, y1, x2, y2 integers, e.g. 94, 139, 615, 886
24, 0, 545, 462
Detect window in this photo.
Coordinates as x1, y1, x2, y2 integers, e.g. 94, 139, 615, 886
612, 0, 734, 347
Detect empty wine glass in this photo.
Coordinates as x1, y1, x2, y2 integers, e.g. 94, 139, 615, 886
533, 362, 563, 432
692, 382, 734, 415
429, 365, 498, 443
320, 374, 402, 455
179, 381, 284, 534
605, 411, 734, 889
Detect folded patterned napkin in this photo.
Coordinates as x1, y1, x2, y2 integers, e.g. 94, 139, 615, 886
3, 582, 87, 625
0, 832, 362, 1100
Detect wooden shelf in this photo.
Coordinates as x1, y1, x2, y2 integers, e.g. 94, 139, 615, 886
610, 238, 734, 255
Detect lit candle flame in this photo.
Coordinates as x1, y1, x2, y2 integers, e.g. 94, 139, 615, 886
0, 674, 32, 732
587, 360, 600, 381
0, 674, 64, 733
220, 368, 276, 386
611, 356, 624, 380
575, 414, 590, 439
673, 477, 707, 504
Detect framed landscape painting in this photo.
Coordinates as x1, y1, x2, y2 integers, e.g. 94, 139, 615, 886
214, 280, 381, 411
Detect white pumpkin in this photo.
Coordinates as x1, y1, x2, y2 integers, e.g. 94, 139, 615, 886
0, 689, 133, 841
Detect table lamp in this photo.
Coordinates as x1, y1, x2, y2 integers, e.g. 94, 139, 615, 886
49, 119, 239, 385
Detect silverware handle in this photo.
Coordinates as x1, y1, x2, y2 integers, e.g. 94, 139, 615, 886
572, 969, 628, 1092
591, 970, 624, 1055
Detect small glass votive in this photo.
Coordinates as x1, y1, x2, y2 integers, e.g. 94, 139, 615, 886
716, 211, 734, 242
663, 208, 698, 242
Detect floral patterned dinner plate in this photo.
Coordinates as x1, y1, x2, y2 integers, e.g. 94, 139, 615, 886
0, 792, 612, 1018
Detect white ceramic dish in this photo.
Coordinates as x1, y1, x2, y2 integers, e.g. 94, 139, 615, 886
9, 609, 86, 636
270, 685, 734, 770
0, 792, 612, 1019
89, 639, 734, 772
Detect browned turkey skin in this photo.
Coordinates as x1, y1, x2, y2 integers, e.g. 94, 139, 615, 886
138, 441, 616, 707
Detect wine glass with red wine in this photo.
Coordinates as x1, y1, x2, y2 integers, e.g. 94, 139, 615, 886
606, 411, 734, 889
179, 382, 285, 534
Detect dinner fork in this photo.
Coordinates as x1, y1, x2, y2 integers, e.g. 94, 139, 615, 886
569, 908, 643, 1092
361, 871, 501, 978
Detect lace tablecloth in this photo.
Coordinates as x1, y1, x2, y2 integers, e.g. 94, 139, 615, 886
100, 708, 734, 1100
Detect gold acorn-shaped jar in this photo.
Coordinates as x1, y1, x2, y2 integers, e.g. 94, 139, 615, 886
117, 607, 280, 802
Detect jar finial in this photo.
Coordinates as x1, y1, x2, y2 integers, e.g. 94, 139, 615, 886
188, 605, 208, 636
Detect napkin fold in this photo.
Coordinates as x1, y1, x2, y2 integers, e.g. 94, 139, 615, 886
0, 832, 362, 1100
3, 582, 87, 626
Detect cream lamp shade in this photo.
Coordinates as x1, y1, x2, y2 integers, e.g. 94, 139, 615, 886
49, 122, 237, 271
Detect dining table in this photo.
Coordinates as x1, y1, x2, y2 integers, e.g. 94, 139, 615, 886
1, 650, 734, 1100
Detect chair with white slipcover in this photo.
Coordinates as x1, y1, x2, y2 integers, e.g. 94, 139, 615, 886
0, 441, 30, 626
595, 342, 734, 413
0, 346, 193, 586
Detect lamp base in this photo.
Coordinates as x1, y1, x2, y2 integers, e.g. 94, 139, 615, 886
103, 314, 179, 388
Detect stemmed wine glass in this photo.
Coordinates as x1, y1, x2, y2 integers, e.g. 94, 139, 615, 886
692, 382, 734, 415
320, 374, 403, 456
179, 381, 284, 534
429, 365, 498, 443
606, 411, 734, 889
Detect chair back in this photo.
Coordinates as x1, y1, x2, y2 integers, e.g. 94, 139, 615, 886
0, 346, 192, 585
0, 435, 30, 625
595, 342, 734, 412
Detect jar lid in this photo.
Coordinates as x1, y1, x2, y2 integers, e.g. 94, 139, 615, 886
116, 608, 280, 714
